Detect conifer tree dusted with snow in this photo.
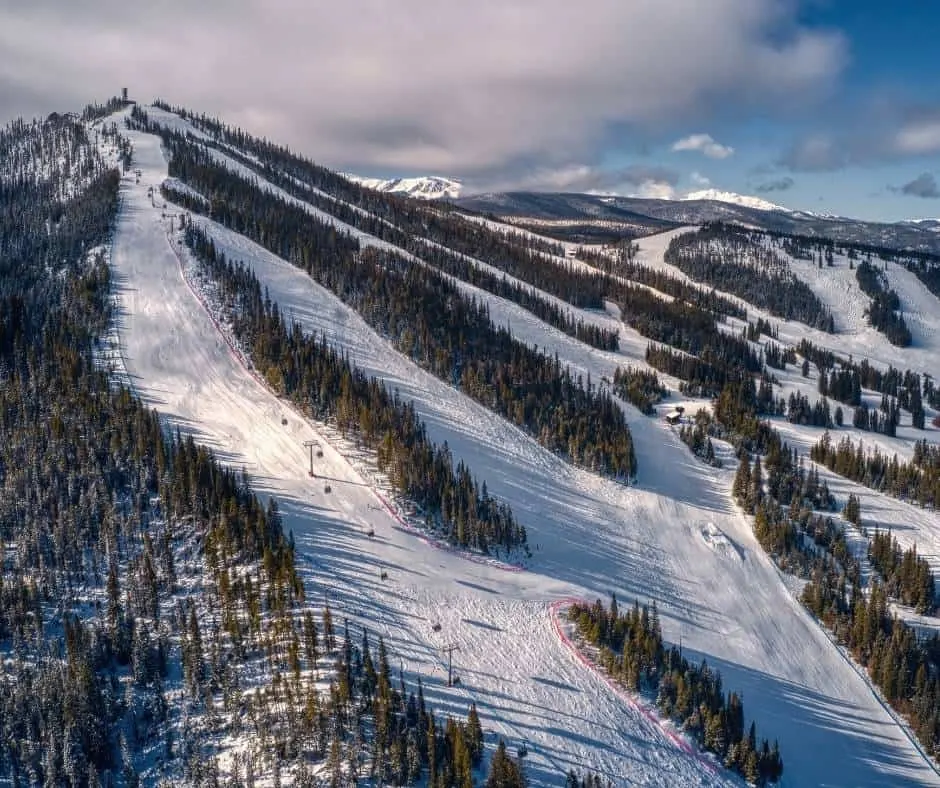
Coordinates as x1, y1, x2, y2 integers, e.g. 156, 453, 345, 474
486, 739, 527, 787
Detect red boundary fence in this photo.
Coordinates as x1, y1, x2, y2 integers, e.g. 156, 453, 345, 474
167, 227, 525, 574
549, 599, 720, 777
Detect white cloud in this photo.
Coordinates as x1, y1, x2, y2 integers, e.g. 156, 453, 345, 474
0, 1, 844, 178
672, 134, 735, 159
895, 120, 940, 155
630, 180, 677, 200
690, 171, 711, 186
473, 163, 680, 194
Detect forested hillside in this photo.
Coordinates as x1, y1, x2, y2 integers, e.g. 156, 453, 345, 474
9, 94, 940, 787
0, 106, 527, 787
155, 135, 637, 479
664, 223, 835, 331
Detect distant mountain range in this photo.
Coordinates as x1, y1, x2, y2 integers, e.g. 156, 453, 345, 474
901, 218, 940, 233
342, 174, 940, 255
454, 190, 940, 255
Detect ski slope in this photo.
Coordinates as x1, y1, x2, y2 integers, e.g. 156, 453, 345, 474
458, 199, 940, 593
192, 209, 940, 788
883, 262, 940, 351
106, 107, 940, 786
629, 229, 940, 578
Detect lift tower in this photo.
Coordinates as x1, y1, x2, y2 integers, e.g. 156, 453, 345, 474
441, 643, 461, 687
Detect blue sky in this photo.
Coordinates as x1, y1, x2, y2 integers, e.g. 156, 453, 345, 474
655, 0, 940, 220
0, 0, 938, 221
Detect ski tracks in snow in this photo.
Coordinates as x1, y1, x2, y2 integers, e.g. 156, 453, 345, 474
105, 108, 940, 787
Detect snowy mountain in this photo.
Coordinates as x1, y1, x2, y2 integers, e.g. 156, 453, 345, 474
681, 188, 791, 213
457, 190, 940, 253
344, 173, 462, 200
11, 97, 940, 786
902, 218, 940, 232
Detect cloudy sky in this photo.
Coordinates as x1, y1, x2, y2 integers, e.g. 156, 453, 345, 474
2, 0, 938, 220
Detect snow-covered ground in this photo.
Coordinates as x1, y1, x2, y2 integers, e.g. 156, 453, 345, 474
628, 229, 940, 578
681, 189, 790, 213
459, 194, 940, 587
105, 106, 940, 786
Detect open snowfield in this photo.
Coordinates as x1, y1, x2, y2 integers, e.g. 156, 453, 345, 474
105, 107, 940, 786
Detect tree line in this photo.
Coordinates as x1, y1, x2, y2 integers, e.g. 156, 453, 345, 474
664, 223, 835, 331
868, 530, 936, 614
185, 225, 527, 554
577, 243, 748, 321
801, 575, 940, 760
678, 409, 722, 468
644, 344, 746, 399
855, 260, 912, 346
811, 432, 940, 510
611, 366, 668, 415
411, 240, 620, 350
802, 339, 926, 429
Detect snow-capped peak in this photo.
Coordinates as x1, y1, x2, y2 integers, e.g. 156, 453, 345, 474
681, 189, 790, 213
344, 174, 462, 200
900, 217, 940, 231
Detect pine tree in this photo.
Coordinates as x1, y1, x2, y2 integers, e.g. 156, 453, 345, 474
748, 456, 763, 512
467, 702, 484, 766
323, 604, 335, 652
486, 739, 526, 787
733, 453, 751, 505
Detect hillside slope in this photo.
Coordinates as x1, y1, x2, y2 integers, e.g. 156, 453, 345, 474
104, 103, 940, 786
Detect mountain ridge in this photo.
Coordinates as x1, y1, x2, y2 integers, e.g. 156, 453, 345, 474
680, 188, 791, 213
343, 173, 462, 199
342, 171, 940, 252
454, 189, 940, 254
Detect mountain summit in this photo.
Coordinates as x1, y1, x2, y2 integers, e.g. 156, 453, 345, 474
344, 174, 462, 200
681, 188, 790, 213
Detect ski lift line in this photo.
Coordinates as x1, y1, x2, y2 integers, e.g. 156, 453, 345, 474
429, 631, 567, 778
168, 223, 527, 574
303, 439, 321, 477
